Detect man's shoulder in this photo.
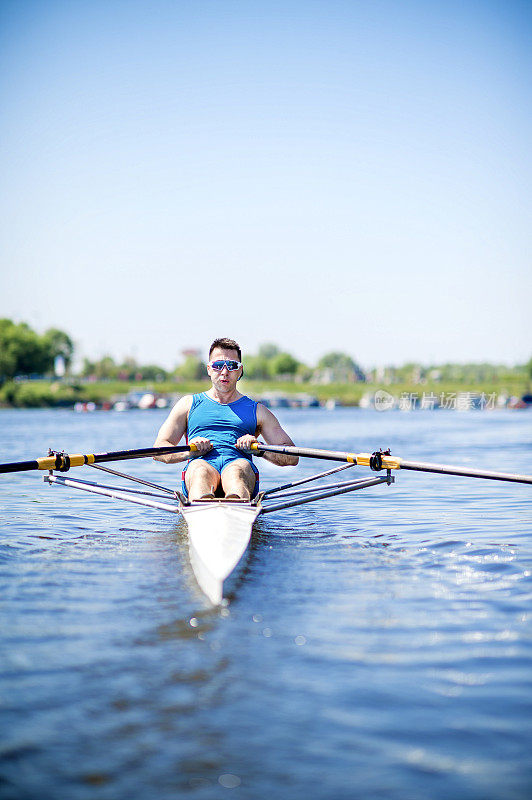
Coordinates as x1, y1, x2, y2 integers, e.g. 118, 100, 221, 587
172, 394, 194, 412
255, 401, 276, 420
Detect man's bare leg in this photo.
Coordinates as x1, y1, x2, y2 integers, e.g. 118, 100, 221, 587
221, 459, 256, 499
185, 460, 221, 500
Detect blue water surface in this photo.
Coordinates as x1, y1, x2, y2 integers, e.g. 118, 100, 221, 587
0, 407, 531, 800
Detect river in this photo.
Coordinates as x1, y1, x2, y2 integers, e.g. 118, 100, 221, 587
1, 407, 531, 799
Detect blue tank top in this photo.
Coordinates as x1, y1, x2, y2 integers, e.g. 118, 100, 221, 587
186, 392, 258, 465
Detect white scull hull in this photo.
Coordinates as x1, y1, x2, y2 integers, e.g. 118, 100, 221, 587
181, 501, 261, 605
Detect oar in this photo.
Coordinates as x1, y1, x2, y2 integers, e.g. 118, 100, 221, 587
249, 443, 532, 485
0, 444, 197, 474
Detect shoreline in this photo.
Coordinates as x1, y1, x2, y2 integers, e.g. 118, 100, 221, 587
0, 377, 529, 411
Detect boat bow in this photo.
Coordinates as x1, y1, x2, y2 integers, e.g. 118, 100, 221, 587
181, 500, 261, 604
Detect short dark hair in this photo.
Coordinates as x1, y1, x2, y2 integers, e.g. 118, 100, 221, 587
209, 338, 242, 361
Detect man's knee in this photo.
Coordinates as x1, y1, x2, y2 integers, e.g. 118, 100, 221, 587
186, 460, 220, 487
221, 460, 256, 490
223, 459, 253, 478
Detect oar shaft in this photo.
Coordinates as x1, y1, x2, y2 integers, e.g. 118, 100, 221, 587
0, 459, 43, 474
251, 443, 361, 464
250, 443, 400, 468
0, 445, 195, 474
250, 444, 532, 485
399, 459, 532, 484
91, 445, 194, 465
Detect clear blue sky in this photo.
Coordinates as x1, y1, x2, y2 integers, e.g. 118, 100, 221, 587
1, 0, 530, 370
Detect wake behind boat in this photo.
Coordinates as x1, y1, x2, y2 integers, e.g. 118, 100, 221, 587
1, 443, 531, 605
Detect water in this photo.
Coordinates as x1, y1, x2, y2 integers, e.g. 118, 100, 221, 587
1, 407, 531, 800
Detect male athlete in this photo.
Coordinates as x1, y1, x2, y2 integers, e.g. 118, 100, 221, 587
153, 337, 298, 500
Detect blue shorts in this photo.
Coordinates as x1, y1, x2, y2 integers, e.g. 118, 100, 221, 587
181, 455, 259, 499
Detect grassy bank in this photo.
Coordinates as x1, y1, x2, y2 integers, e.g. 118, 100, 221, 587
0, 374, 529, 409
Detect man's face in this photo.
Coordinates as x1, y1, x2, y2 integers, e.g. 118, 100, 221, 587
207, 347, 243, 393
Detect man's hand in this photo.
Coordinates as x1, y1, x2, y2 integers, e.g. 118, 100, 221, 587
190, 437, 213, 455
236, 434, 261, 454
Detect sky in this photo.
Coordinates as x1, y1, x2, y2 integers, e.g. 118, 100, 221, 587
1, 0, 531, 371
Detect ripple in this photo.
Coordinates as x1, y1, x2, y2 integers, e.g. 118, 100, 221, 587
1, 408, 532, 800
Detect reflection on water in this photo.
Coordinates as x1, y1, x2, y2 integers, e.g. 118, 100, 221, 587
0, 408, 531, 799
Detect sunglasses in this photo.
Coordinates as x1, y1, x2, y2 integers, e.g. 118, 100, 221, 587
209, 359, 242, 371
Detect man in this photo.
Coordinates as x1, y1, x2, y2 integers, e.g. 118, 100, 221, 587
153, 337, 298, 500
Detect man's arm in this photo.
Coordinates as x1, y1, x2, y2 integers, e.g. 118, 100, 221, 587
242, 404, 298, 466
153, 395, 212, 463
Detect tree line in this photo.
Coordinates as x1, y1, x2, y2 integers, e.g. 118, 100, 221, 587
1, 319, 530, 386
81, 343, 366, 382
0, 319, 74, 384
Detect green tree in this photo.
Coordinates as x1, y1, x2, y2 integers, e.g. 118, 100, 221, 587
138, 364, 168, 381
395, 362, 425, 383
0, 320, 17, 381
87, 356, 118, 380
270, 352, 299, 377
0, 319, 52, 382
317, 352, 356, 371
316, 352, 365, 382
175, 356, 207, 381
296, 362, 313, 382
242, 355, 271, 379
115, 358, 168, 381
258, 343, 280, 360
117, 357, 139, 380
81, 358, 96, 378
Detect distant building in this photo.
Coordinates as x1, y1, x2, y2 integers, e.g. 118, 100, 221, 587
54, 356, 66, 378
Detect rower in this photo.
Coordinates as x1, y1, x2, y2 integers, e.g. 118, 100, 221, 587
153, 337, 298, 501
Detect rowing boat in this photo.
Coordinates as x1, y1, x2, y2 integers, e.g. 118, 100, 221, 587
1, 444, 531, 605
42, 459, 389, 604
182, 499, 261, 604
